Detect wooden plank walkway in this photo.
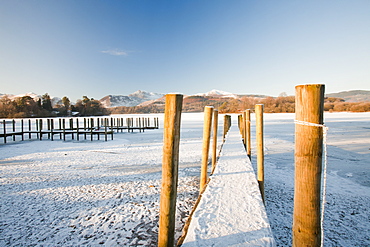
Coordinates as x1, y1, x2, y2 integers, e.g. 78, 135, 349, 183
181, 125, 275, 246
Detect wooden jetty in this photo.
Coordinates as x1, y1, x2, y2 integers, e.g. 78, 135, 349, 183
0, 116, 159, 144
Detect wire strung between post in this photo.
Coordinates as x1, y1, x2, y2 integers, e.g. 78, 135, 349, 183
294, 120, 329, 247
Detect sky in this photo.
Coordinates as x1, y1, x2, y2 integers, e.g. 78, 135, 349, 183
1, 0, 369, 102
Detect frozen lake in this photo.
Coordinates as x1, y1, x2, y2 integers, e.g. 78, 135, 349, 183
1, 112, 369, 246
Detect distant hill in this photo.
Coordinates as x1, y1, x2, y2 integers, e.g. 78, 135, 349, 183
99, 90, 165, 108
326, 90, 370, 102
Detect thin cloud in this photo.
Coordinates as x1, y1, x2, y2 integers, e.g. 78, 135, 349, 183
101, 49, 128, 56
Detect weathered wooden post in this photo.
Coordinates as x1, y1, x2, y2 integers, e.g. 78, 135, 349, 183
21, 119, 24, 141
59, 119, 62, 139
223, 115, 228, 141
51, 119, 54, 141
104, 118, 108, 141
12, 120, 16, 141
63, 119, 66, 141
293, 84, 325, 247
28, 119, 32, 139
242, 112, 247, 147
39, 119, 43, 140
90, 118, 94, 141
76, 119, 80, 141
245, 109, 251, 159
3, 120, 6, 143
255, 104, 265, 202
200, 106, 214, 192
70, 118, 74, 140
47, 119, 51, 139
158, 94, 183, 247
211, 109, 219, 174
111, 118, 114, 140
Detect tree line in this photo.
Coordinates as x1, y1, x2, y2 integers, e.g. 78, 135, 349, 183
108, 95, 370, 114
0, 94, 108, 118
1, 94, 369, 118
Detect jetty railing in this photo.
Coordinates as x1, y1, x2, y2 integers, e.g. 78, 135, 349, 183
0, 116, 159, 144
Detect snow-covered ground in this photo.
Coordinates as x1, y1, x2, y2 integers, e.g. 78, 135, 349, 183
1, 112, 369, 246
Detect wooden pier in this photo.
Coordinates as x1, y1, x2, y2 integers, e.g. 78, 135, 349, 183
0, 116, 159, 144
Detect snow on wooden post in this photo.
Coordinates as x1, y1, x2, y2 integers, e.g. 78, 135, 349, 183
158, 94, 183, 247
211, 109, 219, 174
200, 106, 214, 192
293, 84, 325, 247
255, 104, 265, 203
245, 109, 252, 159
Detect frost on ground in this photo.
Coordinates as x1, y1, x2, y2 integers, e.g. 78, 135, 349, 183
1, 112, 370, 246
259, 112, 370, 246
0, 113, 207, 246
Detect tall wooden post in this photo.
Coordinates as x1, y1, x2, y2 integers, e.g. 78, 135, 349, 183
255, 104, 265, 202
293, 84, 325, 247
200, 106, 214, 192
245, 109, 251, 159
223, 115, 228, 141
242, 112, 247, 147
211, 109, 219, 174
158, 94, 183, 247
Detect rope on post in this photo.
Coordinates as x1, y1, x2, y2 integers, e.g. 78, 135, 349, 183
294, 119, 329, 247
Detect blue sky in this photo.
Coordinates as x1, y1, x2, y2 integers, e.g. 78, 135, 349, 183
1, 0, 369, 101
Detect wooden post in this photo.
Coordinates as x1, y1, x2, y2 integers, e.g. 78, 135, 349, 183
90, 118, 94, 141
104, 118, 108, 141
84, 118, 87, 140
111, 118, 114, 140
255, 104, 265, 202
63, 119, 66, 141
76, 119, 80, 141
293, 84, 325, 247
245, 109, 251, 159
211, 109, 219, 174
200, 106, 214, 192
29, 119, 32, 139
51, 119, 54, 141
47, 119, 51, 139
3, 120, 6, 143
242, 112, 246, 146
59, 119, 62, 139
223, 115, 228, 141
21, 119, 24, 141
39, 119, 43, 140
12, 120, 16, 141
70, 118, 74, 140
158, 94, 183, 247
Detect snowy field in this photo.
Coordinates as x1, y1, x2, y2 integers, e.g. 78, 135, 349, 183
1, 112, 369, 246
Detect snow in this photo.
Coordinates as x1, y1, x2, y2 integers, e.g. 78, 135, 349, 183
193, 89, 238, 98
1, 112, 370, 246
181, 125, 275, 246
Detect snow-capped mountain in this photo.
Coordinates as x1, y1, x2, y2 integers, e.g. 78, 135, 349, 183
100, 90, 165, 108
193, 89, 238, 98
0, 92, 41, 101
